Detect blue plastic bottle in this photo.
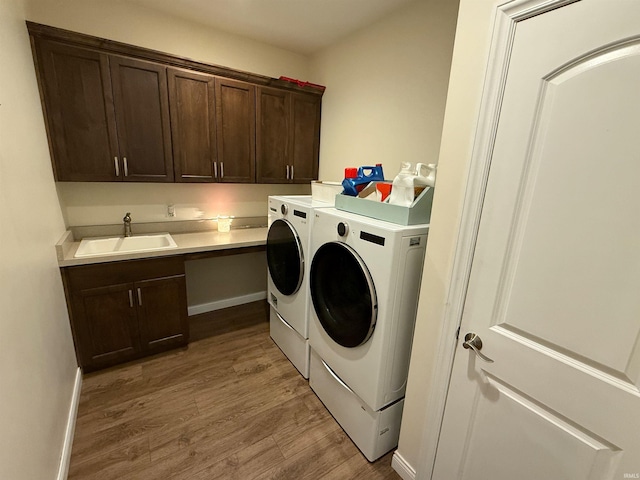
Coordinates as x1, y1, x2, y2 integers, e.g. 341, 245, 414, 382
341, 164, 385, 196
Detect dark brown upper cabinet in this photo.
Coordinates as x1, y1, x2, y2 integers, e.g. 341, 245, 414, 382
215, 78, 256, 183
110, 56, 174, 182
290, 93, 321, 183
256, 87, 321, 183
28, 22, 322, 184
34, 40, 120, 181
256, 87, 289, 183
34, 40, 173, 182
168, 68, 218, 182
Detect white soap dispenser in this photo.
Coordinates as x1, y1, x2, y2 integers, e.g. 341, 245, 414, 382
388, 162, 416, 207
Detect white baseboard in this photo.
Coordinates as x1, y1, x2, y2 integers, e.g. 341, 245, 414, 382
392, 450, 416, 480
187, 291, 267, 316
57, 367, 82, 480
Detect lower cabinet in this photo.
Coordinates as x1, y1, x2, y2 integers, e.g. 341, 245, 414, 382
63, 256, 188, 371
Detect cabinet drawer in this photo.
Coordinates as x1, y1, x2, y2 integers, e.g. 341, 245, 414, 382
64, 256, 185, 291
309, 349, 404, 461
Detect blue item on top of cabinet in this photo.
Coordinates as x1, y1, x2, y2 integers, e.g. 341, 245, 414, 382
341, 164, 385, 196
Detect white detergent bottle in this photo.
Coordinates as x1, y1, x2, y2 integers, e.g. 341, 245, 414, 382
388, 162, 416, 207
415, 163, 437, 187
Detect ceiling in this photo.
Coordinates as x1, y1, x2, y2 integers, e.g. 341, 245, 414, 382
123, 0, 416, 55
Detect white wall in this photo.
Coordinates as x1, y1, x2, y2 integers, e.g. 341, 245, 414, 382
397, 0, 504, 472
25, 0, 311, 81
0, 0, 78, 478
185, 252, 267, 313
311, 0, 458, 182
57, 182, 309, 226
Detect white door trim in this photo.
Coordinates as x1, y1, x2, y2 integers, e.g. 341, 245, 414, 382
414, 1, 579, 478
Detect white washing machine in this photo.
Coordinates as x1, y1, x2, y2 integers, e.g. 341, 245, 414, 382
308, 207, 428, 461
267, 195, 330, 378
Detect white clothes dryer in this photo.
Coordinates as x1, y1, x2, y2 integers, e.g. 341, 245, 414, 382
267, 195, 330, 378
307, 207, 428, 461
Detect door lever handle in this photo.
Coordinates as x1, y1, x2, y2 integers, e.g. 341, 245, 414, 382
463, 333, 494, 363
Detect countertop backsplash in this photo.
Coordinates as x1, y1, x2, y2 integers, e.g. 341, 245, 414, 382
56, 182, 309, 228
68, 216, 267, 240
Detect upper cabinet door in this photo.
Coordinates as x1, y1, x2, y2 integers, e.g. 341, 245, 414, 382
290, 93, 321, 184
110, 56, 174, 182
256, 87, 290, 183
168, 68, 217, 182
215, 78, 256, 183
35, 40, 120, 181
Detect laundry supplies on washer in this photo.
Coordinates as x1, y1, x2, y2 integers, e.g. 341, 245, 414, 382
388, 162, 436, 207
415, 162, 437, 187
341, 165, 385, 196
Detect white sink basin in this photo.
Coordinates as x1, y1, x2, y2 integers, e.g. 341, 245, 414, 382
75, 233, 178, 258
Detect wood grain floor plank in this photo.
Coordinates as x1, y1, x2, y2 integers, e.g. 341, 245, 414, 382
149, 392, 313, 463
193, 371, 308, 428
76, 364, 145, 416
320, 451, 399, 480
71, 393, 200, 464
252, 429, 360, 480
68, 435, 150, 480
141, 395, 314, 478
73, 379, 201, 447
186, 435, 285, 480
272, 401, 341, 459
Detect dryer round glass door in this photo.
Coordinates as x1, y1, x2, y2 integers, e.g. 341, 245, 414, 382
267, 219, 304, 296
310, 242, 377, 348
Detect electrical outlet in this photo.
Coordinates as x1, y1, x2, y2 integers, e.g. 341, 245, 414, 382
167, 204, 175, 217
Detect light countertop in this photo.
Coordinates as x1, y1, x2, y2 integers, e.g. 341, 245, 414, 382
56, 227, 268, 267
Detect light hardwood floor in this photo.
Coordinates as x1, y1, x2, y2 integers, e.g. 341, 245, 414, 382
68, 301, 402, 479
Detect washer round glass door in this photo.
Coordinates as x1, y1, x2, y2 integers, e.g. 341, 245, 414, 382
310, 241, 377, 348
267, 219, 304, 296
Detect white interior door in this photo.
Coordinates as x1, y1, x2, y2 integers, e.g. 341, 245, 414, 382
432, 1, 640, 478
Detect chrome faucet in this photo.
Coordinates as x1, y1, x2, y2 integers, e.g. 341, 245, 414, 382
123, 212, 132, 237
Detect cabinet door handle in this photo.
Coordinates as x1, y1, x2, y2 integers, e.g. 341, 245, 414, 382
137, 288, 142, 306
220, 162, 224, 179
128, 289, 134, 308
114, 157, 120, 177
290, 165, 294, 180
286, 165, 290, 180
123, 157, 129, 177
213, 161, 218, 178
